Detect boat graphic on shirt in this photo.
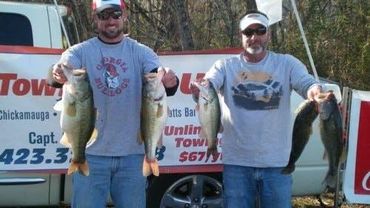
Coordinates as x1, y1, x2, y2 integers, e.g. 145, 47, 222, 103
231, 71, 283, 110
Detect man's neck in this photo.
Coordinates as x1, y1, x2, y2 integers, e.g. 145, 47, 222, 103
243, 50, 267, 63
98, 34, 124, 44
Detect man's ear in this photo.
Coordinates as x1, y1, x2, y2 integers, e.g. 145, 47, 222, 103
122, 10, 128, 22
267, 29, 272, 40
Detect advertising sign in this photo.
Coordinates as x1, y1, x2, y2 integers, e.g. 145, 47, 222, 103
0, 46, 242, 172
343, 90, 370, 204
0, 47, 66, 171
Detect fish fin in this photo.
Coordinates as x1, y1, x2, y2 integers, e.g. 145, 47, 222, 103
79, 161, 90, 176
95, 108, 99, 119
199, 129, 206, 140
60, 134, 72, 148
157, 135, 164, 147
150, 160, 160, 176
53, 100, 63, 111
138, 111, 144, 144
137, 130, 144, 144
157, 104, 164, 118
67, 162, 79, 175
204, 103, 208, 111
281, 164, 295, 175
142, 156, 160, 177
65, 102, 77, 116
322, 172, 336, 190
190, 82, 200, 103
142, 157, 151, 176
86, 129, 98, 148
90, 128, 98, 140
192, 93, 199, 103
309, 127, 313, 135
206, 145, 218, 162
90, 128, 99, 140
322, 150, 328, 160
340, 146, 347, 163
138, 136, 144, 144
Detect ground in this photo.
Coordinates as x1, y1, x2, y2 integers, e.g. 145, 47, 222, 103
292, 195, 370, 208
59, 195, 370, 208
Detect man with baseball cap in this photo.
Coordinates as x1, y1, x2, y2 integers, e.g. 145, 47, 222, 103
48, 0, 179, 207
191, 10, 322, 208
92, 0, 126, 13
239, 11, 269, 31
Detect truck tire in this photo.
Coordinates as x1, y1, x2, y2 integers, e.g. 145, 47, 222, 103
147, 173, 223, 208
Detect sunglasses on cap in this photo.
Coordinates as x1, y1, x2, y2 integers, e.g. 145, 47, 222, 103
242, 26, 267, 37
97, 10, 122, 20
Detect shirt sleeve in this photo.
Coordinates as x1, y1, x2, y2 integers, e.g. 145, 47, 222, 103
288, 55, 319, 99
46, 45, 82, 88
141, 46, 160, 73
204, 59, 226, 91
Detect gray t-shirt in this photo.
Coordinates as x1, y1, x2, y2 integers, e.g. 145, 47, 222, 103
205, 51, 319, 167
59, 37, 160, 156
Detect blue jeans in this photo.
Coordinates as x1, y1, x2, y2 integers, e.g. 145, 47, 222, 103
71, 154, 147, 208
223, 165, 292, 208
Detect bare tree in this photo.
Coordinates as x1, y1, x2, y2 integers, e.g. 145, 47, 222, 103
172, 0, 194, 50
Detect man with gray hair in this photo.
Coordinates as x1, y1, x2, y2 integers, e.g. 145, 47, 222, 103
191, 10, 322, 208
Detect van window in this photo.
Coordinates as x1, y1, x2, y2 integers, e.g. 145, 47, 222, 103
0, 12, 33, 46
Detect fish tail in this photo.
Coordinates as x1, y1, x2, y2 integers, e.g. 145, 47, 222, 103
150, 161, 160, 177
67, 161, 89, 176
79, 161, 89, 176
281, 164, 295, 175
322, 172, 336, 190
142, 156, 159, 177
206, 146, 218, 162
67, 162, 79, 175
142, 157, 151, 176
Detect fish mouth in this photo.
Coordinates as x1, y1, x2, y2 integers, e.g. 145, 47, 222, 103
72, 69, 87, 76
143, 73, 158, 83
154, 95, 164, 102
144, 73, 157, 78
316, 91, 335, 102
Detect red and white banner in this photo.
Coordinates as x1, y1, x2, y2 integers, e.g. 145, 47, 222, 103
344, 90, 370, 204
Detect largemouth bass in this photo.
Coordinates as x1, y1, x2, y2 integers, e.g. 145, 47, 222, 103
140, 71, 167, 177
191, 80, 221, 161
318, 92, 343, 189
54, 65, 97, 176
282, 99, 318, 174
